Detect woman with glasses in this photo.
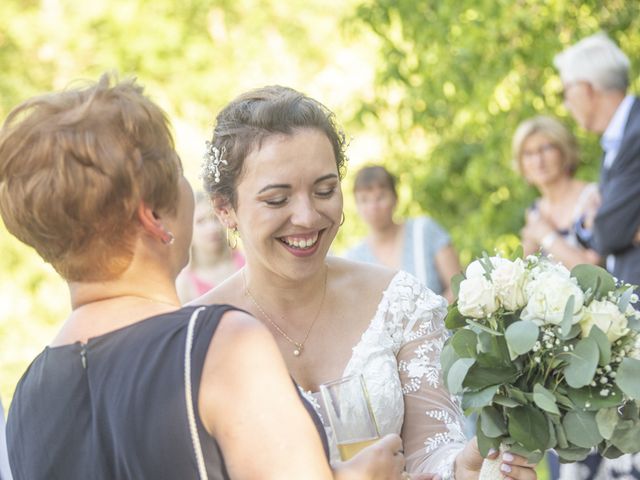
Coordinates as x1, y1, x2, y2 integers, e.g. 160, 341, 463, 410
514, 115, 601, 269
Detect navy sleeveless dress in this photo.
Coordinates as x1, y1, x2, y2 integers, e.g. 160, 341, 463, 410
7, 305, 329, 479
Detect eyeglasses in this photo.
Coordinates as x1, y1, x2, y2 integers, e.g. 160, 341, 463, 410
522, 143, 558, 161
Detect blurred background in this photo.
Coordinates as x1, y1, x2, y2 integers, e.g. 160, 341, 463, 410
1, 0, 639, 430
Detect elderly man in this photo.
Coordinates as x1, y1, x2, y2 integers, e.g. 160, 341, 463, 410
553, 31, 640, 480
555, 31, 640, 289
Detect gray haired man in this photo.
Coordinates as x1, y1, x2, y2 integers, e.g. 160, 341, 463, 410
554, 30, 640, 480
555, 32, 640, 290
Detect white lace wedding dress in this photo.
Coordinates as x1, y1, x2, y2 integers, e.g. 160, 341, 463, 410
301, 271, 466, 478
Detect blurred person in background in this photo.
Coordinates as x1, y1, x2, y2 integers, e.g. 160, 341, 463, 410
553, 31, 640, 480
176, 192, 244, 303
345, 165, 461, 303
515, 115, 601, 269
0, 74, 406, 480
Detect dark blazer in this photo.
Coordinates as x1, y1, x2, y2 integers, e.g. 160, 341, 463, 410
592, 96, 640, 287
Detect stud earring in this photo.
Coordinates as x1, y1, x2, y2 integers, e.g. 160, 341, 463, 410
162, 231, 175, 245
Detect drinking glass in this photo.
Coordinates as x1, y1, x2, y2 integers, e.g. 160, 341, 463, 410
319, 374, 380, 461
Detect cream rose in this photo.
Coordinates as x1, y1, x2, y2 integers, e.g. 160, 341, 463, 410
521, 270, 584, 326
580, 299, 630, 342
458, 275, 498, 318
491, 258, 527, 311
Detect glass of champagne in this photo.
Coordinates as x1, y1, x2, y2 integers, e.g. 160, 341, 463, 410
319, 374, 380, 461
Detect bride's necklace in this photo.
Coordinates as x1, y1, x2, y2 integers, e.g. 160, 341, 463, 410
242, 266, 328, 357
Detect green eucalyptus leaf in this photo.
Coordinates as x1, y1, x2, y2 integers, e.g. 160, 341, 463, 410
451, 328, 478, 358
461, 385, 500, 410
445, 304, 467, 329
533, 384, 560, 415
565, 385, 624, 410
588, 325, 611, 366
595, 407, 619, 440
616, 358, 640, 399
480, 405, 507, 438
440, 342, 457, 379
475, 416, 500, 457
556, 447, 592, 463
464, 363, 519, 390
554, 420, 569, 449
493, 395, 522, 408
506, 387, 529, 405
611, 419, 640, 453
564, 338, 599, 388
600, 443, 626, 459
553, 391, 574, 410
546, 414, 557, 449
563, 410, 603, 448
559, 295, 575, 339
507, 405, 550, 452
505, 443, 543, 464
617, 287, 633, 313
571, 264, 616, 300
505, 320, 539, 356
447, 357, 475, 394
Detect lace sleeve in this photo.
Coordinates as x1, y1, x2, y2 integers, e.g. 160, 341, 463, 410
388, 273, 466, 478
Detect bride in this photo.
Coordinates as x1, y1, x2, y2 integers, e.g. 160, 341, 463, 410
195, 85, 537, 480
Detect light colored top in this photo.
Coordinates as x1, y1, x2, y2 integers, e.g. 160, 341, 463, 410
345, 217, 451, 295
301, 271, 465, 478
0, 400, 12, 480
601, 94, 636, 169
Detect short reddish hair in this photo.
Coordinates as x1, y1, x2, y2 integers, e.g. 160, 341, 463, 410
0, 74, 180, 281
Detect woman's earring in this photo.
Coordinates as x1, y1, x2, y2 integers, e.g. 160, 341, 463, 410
340, 212, 346, 226
226, 226, 238, 249
162, 231, 175, 245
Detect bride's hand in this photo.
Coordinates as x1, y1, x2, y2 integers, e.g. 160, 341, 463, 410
333, 433, 405, 480
454, 438, 537, 480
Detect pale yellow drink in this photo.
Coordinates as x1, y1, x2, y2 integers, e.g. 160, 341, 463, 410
337, 438, 379, 460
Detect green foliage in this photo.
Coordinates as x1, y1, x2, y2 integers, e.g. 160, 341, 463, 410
349, 0, 640, 264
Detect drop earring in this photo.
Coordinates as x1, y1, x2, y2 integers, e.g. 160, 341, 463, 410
226, 226, 238, 249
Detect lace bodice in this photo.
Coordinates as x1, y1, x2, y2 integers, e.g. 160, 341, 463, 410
301, 271, 466, 477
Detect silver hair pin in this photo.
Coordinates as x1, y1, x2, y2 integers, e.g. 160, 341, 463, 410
202, 141, 227, 184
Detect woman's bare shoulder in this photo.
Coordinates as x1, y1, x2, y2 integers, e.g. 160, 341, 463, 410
187, 271, 244, 307
327, 256, 397, 293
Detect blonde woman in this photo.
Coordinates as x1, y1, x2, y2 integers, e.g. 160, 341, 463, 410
515, 115, 601, 269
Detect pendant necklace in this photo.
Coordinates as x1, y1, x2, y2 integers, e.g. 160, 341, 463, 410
242, 266, 327, 357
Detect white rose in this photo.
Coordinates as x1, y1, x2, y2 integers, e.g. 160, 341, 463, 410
465, 256, 513, 278
521, 270, 584, 326
458, 275, 498, 318
580, 299, 630, 342
491, 258, 527, 311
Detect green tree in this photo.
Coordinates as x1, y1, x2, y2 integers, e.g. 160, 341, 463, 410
349, 0, 640, 265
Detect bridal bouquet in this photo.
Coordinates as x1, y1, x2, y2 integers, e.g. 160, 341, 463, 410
443, 253, 640, 475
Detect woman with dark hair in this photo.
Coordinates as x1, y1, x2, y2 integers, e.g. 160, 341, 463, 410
346, 165, 461, 303
196, 85, 537, 480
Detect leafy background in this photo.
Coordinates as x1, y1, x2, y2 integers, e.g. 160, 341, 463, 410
1, 0, 640, 456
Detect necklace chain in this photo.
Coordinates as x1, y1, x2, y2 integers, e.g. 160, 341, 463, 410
242, 267, 327, 357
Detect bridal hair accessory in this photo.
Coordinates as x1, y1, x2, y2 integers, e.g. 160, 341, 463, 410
226, 226, 238, 249
201, 141, 227, 184
243, 265, 328, 357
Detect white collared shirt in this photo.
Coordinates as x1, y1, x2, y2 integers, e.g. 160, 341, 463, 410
601, 94, 635, 169
0, 400, 12, 480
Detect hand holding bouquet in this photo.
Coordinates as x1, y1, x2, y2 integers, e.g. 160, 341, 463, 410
443, 253, 640, 479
